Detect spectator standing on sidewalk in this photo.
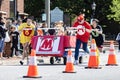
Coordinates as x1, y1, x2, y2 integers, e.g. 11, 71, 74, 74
71, 14, 92, 65
10, 25, 19, 57
18, 18, 35, 65
0, 17, 7, 59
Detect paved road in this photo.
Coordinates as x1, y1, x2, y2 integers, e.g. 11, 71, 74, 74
0, 50, 120, 80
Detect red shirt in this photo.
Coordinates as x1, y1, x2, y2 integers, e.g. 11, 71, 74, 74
73, 21, 92, 42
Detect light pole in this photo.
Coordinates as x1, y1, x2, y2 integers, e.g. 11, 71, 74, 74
90, 2, 96, 24
45, 0, 50, 28
91, 2, 96, 19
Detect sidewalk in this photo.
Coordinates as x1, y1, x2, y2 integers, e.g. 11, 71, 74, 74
0, 56, 24, 66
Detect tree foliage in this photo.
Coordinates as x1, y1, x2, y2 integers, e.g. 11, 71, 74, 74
107, 0, 120, 22
24, 0, 120, 35
24, 0, 45, 19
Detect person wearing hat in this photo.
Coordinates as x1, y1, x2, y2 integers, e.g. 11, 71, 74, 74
72, 14, 92, 65
91, 19, 104, 52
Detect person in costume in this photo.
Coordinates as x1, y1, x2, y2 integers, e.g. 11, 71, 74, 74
72, 14, 92, 65
18, 18, 35, 65
91, 19, 104, 52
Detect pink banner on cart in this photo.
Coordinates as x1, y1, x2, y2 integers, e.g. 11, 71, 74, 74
31, 36, 64, 56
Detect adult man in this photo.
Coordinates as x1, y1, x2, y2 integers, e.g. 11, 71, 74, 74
72, 14, 92, 65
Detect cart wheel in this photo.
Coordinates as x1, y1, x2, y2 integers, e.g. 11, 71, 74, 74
63, 57, 67, 65
50, 57, 54, 64
79, 56, 82, 64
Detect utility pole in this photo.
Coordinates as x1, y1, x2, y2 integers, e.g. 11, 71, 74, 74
14, 0, 17, 20
45, 0, 50, 28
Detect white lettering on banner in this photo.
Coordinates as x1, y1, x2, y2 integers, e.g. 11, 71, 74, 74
40, 38, 53, 50
77, 25, 85, 35
29, 56, 37, 65
36, 37, 42, 52
52, 37, 60, 52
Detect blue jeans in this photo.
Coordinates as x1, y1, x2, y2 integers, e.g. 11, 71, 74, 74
0, 38, 5, 53
74, 39, 89, 60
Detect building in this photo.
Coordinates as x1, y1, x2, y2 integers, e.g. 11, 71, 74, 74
0, 0, 26, 19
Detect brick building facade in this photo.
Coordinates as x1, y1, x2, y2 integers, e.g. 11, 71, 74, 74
0, 0, 24, 18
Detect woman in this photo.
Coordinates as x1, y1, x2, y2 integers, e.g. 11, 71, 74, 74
18, 18, 35, 65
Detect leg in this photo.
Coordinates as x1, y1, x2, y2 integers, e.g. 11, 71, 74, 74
74, 39, 81, 60
14, 43, 19, 56
83, 42, 89, 53
20, 42, 29, 65
10, 45, 14, 57
0, 39, 5, 59
22, 42, 29, 60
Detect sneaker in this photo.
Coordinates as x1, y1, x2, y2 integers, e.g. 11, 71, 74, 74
79, 56, 82, 64
73, 60, 79, 65
20, 61, 24, 65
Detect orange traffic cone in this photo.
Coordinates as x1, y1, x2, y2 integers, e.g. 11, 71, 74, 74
23, 49, 42, 78
63, 50, 76, 73
106, 41, 118, 66
85, 39, 102, 69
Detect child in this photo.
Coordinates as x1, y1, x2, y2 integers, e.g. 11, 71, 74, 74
10, 25, 19, 57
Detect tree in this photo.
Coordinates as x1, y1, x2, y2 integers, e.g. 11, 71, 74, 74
107, 0, 120, 22
24, 0, 45, 20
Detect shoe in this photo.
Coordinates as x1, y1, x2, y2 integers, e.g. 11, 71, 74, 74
79, 56, 82, 64
73, 60, 79, 65
20, 61, 24, 65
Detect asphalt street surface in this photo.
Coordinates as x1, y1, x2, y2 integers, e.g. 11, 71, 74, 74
0, 49, 120, 80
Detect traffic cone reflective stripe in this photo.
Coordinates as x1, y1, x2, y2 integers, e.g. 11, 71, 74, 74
109, 49, 114, 54
23, 49, 42, 78
90, 49, 97, 56
29, 56, 37, 65
106, 41, 118, 66
63, 50, 76, 73
67, 51, 73, 63
85, 39, 101, 69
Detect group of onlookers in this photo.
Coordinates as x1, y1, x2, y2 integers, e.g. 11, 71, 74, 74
0, 14, 120, 65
